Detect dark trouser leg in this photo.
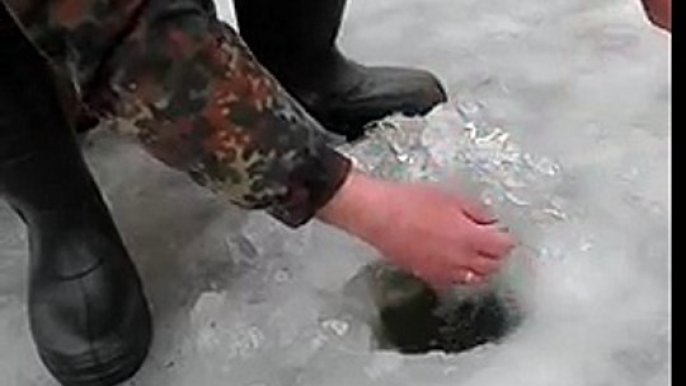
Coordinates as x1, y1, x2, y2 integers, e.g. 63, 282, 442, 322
234, 0, 448, 140
0, 6, 151, 386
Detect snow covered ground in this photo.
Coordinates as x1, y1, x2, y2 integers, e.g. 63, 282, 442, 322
0, 0, 670, 385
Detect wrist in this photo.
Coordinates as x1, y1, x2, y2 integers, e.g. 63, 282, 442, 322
316, 169, 389, 242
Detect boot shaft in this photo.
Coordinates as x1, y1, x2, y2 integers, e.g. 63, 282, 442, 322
234, 0, 347, 66
0, 7, 101, 220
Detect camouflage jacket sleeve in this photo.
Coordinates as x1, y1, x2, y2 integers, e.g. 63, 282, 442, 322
3, 0, 352, 227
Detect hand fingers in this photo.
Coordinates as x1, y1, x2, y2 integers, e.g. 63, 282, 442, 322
454, 269, 486, 285
422, 264, 487, 290
427, 263, 492, 289
470, 226, 516, 259
464, 256, 502, 276
455, 196, 497, 225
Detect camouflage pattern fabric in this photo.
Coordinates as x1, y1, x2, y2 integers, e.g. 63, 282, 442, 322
2, 0, 352, 227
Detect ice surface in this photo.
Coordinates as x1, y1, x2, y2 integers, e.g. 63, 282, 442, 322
0, 0, 669, 385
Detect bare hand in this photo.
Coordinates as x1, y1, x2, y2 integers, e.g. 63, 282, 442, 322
318, 171, 516, 289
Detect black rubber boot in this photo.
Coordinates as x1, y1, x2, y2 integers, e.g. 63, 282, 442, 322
234, 0, 448, 140
0, 7, 152, 386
